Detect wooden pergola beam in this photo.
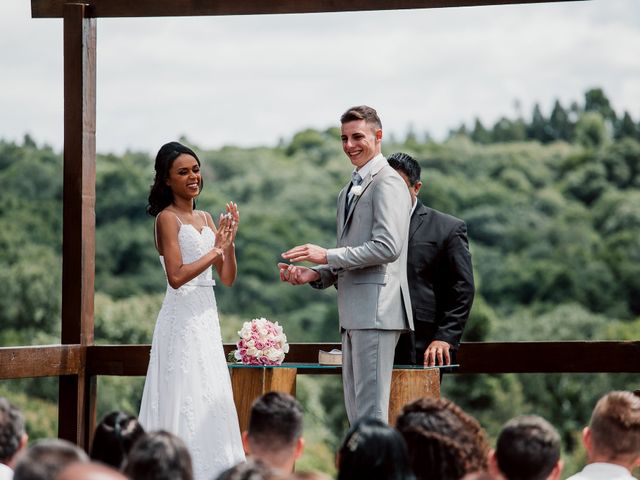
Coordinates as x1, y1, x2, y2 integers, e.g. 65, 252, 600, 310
58, 2, 97, 449
31, 0, 582, 18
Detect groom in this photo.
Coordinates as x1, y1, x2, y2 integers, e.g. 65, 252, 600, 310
279, 105, 413, 424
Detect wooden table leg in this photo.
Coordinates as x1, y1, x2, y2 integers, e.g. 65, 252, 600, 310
388, 368, 441, 425
230, 367, 297, 433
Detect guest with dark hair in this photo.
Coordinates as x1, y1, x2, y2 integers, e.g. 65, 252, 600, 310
489, 415, 562, 480
396, 397, 489, 480
242, 392, 304, 474
0, 397, 28, 480
337, 417, 414, 480
90, 411, 144, 469
215, 460, 283, 480
123, 431, 193, 480
13, 439, 89, 480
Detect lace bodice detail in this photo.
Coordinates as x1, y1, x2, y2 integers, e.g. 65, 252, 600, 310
159, 224, 216, 288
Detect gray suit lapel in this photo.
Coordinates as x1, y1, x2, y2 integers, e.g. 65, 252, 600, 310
343, 174, 373, 230
338, 183, 349, 235
340, 156, 388, 237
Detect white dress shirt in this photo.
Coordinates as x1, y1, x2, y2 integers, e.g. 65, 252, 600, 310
0, 463, 13, 480
566, 462, 635, 480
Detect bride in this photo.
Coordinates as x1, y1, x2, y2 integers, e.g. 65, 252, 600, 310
139, 141, 245, 479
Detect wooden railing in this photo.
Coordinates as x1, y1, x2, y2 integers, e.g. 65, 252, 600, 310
4, 341, 640, 379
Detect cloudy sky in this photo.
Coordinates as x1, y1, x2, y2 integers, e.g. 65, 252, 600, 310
1, 0, 639, 155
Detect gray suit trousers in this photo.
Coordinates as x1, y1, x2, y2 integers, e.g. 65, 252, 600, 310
342, 328, 402, 424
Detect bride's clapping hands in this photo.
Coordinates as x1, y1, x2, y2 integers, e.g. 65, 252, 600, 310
212, 203, 238, 285
215, 213, 234, 252
225, 202, 239, 242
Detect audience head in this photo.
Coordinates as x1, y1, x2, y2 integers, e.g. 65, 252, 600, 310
215, 459, 284, 480
90, 411, 144, 469
243, 392, 304, 473
583, 390, 640, 468
0, 397, 28, 468
56, 462, 127, 480
123, 430, 192, 480
337, 416, 414, 480
13, 438, 89, 480
396, 397, 489, 480
387, 152, 423, 205
147, 141, 202, 216
490, 415, 562, 480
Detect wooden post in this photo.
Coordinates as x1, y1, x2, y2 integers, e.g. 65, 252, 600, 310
59, 2, 97, 449
389, 369, 441, 425
230, 367, 297, 433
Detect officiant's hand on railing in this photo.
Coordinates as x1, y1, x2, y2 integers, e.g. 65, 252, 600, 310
424, 340, 452, 367
278, 262, 320, 285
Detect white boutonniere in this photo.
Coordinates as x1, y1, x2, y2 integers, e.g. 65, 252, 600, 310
351, 185, 364, 197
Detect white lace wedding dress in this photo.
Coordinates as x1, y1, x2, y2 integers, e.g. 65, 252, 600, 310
139, 216, 245, 479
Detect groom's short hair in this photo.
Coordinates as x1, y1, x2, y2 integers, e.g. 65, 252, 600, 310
340, 105, 382, 131
248, 392, 303, 450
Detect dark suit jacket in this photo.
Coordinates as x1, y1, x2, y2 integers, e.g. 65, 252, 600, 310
394, 200, 475, 365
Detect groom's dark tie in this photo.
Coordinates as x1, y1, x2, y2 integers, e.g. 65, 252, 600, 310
345, 171, 363, 217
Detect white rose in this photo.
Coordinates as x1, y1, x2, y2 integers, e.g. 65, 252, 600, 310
351, 185, 364, 196
239, 323, 252, 340
266, 348, 285, 363
246, 347, 258, 358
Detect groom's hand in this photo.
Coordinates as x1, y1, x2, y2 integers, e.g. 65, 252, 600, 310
281, 244, 328, 264
278, 263, 320, 285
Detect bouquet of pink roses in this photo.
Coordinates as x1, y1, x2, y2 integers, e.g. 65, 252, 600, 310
232, 317, 289, 365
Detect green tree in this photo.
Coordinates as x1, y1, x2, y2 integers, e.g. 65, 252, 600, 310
549, 99, 573, 142
471, 118, 492, 144
575, 112, 608, 149
527, 104, 553, 143
615, 111, 639, 140
492, 117, 526, 143
584, 87, 616, 124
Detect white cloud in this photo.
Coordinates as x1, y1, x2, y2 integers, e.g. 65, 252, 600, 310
1, 0, 638, 154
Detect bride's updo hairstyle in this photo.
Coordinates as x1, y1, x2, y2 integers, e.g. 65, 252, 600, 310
147, 141, 203, 217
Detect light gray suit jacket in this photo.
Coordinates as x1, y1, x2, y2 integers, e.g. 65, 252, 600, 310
313, 155, 414, 331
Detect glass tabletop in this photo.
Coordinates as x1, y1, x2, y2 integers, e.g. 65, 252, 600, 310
227, 362, 459, 370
